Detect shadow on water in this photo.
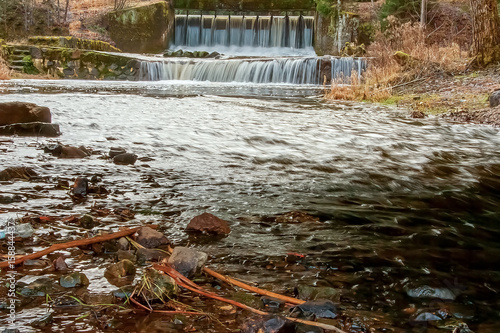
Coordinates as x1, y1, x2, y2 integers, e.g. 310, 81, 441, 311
0, 79, 499, 332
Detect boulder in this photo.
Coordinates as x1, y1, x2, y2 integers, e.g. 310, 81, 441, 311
0, 167, 37, 181
135, 227, 169, 248
186, 212, 231, 235
0, 122, 60, 137
0, 102, 51, 126
167, 246, 208, 278
490, 90, 500, 107
113, 153, 137, 165
105, 259, 136, 279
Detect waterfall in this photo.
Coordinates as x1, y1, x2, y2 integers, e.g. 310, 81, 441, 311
138, 57, 321, 84
137, 56, 367, 84
330, 57, 367, 83
173, 15, 314, 49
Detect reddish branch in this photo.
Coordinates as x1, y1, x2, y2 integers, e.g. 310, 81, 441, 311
0, 225, 158, 269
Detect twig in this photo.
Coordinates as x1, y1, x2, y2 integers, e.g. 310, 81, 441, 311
0, 225, 158, 269
203, 267, 305, 305
153, 264, 348, 333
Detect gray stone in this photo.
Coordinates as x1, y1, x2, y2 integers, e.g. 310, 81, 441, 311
117, 237, 130, 250
490, 90, 500, 107
407, 285, 457, 301
168, 246, 208, 278
113, 153, 137, 165
19, 277, 56, 297
30, 313, 53, 328
116, 249, 136, 262
109, 147, 127, 158
60, 272, 89, 288
136, 248, 168, 265
135, 227, 169, 248
0, 122, 60, 137
105, 259, 136, 279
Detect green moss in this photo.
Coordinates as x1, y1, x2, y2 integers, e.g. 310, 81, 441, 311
22, 55, 40, 75
381, 96, 403, 105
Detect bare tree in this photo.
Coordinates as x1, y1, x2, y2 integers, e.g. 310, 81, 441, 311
420, 0, 427, 27
469, 0, 500, 66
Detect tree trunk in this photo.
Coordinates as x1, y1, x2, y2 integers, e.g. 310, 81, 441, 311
420, 0, 427, 27
64, 0, 69, 23
469, 0, 500, 66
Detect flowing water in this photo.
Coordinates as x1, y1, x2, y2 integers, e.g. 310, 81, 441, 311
0, 79, 500, 332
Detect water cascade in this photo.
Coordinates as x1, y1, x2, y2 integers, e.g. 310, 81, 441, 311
173, 15, 314, 50
331, 57, 367, 82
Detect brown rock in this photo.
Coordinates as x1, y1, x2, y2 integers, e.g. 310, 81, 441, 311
135, 227, 169, 248
52, 256, 68, 271
490, 90, 500, 108
0, 122, 60, 137
0, 167, 37, 181
411, 111, 426, 118
186, 213, 231, 235
0, 102, 51, 126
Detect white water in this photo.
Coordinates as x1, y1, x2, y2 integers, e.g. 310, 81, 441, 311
138, 57, 322, 84
171, 15, 315, 56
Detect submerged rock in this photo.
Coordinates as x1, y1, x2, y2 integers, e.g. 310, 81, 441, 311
105, 259, 136, 279
0, 167, 37, 181
113, 153, 137, 165
30, 313, 53, 328
138, 268, 178, 302
60, 272, 90, 288
109, 147, 127, 158
186, 212, 231, 235
19, 277, 57, 297
136, 248, 168, 264
407, 285, 457, 301
290, 300, 338, 320
135, 226, 170, 248
0, 101, 51, 126
294, 285, 339, 301
0, 122, 61, 137
275, 211, 320, 223
167, 246, 208, 278
79, 214, 96, 229
45, 144, 90, 158
241, 316, 290, 333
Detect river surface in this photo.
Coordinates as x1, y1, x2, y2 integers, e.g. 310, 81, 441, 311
0, 79, 500, 332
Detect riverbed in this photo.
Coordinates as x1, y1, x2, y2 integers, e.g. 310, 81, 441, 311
1, 79, 500, 332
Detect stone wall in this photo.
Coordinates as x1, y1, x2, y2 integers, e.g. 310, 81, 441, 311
173, 0, 315, 11
105, 2, 175, 53
314, 6, 359, 56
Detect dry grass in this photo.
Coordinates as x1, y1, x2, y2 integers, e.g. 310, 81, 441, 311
327, 16, 470, 102
0, 53, 11, 80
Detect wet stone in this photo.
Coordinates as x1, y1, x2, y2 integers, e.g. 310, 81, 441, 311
113, 153, 137, 165
186, 212, 231, 235
138, 268, 178, 302
275, 211, 320, 223
295, 323, 324, 333
72, 177, 89, 197
407, 285, 457, 301
116, 249, 137, 262
0, 122, 61, 137
117, 237, 130, 250
30, 313, 53, 328
136, 248, 168, 265
60, 272, 90, 288
53, 256, 68, 271
261, 296, 285, 312
105, 259, 136, 279
135, 226, 170, 248
0, 194, 24, 204
79, 214, 96, 229
0, 166, 37, 181
19, 277, 56, 297
294, 285, 339, 301
109, 147, 127, 158
242, 316, 290, 333
112, 285, 135, 299
167, 246, 208, 278
290, 300, 338, 320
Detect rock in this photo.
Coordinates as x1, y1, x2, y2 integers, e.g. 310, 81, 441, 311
15, 223, 34, 238
46, 144, 90, 158
294, 285, 339, 301
136, 248, 168, 264
411, 110, 426, 118
138, 267, 178, 302
0, 102, 51, 126
19, 277, 56, 296
207, 51, 220, 58
411, 311, 445, 322
60, 272, 89, 288
167, 246, 208, 278
241, 316, 290, 333
117, 237, 130, 250
53, 256, 68, 271
490, 90, 500, 107
173, 50, 183, 57
72, 177, 89, 197
186, 213, 231, 235
112, 285, 135, 299
0, 167, 37, 181
79, 214, 96, 229
135, 227, 169, 248
113, 153, 137, 165
105, 259, 136, 279
30, 313, 53, 328
109, 147, 127, 158
183, 51, 194, 58
289, 300, 338, 320
261, 296, 285, 312
0, 122, 60, 137
275, 211, 320, 224
116, 249, 137, 262
407, 285, 457, 301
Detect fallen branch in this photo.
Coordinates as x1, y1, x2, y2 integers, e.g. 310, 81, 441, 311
203, 267, 305, 305
0, 225, 158, 269
153, 264, 347, 333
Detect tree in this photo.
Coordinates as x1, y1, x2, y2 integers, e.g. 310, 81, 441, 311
469, 0, 500, 66
420, 0, 427, 27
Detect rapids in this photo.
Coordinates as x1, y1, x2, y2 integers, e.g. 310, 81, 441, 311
0, 79, 500, 332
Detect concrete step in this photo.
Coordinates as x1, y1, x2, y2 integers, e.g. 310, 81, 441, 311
8, 65, 24, 71
11, 60, 26, 66
13, 49, 30, 56
8, 44, 30, 51
10, 55, 27, 61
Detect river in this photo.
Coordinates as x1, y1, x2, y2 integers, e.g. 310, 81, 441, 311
0, 79, 500, 332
